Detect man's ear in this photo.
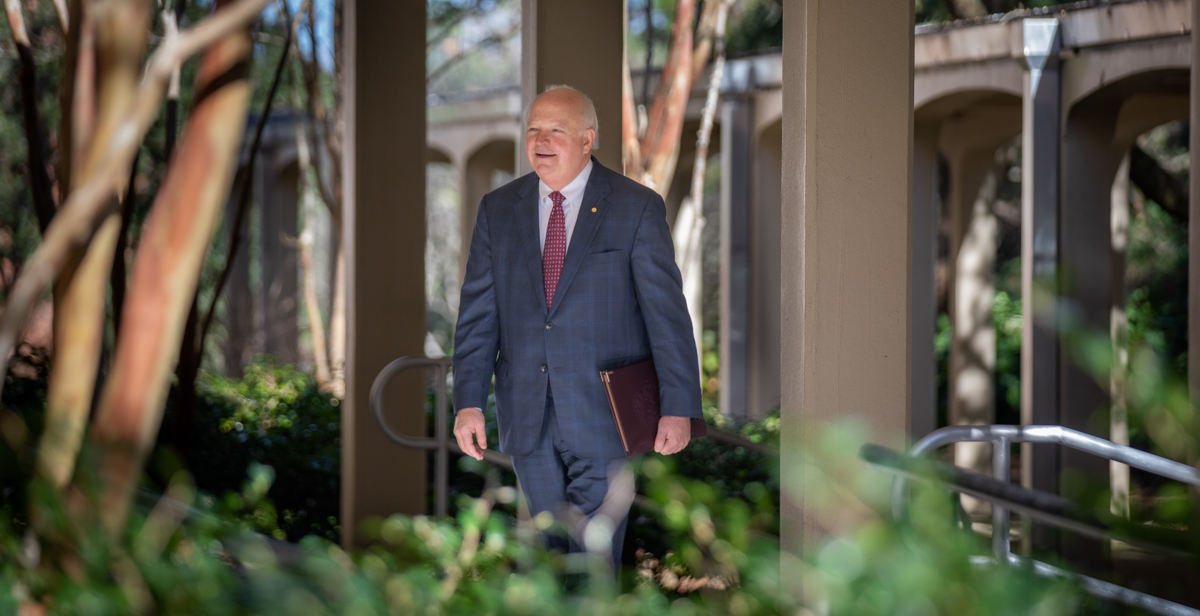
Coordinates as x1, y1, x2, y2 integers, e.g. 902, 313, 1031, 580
583, 128, 596, 153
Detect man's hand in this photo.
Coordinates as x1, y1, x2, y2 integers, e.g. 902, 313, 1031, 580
653, 416, 691, 455
454, 407, 488, 461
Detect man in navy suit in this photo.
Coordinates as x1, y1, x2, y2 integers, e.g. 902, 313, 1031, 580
452, 85, 701, 567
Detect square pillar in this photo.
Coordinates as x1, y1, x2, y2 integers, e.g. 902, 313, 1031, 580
910, 121, 939, 442
341, 0, 428, 547
780, 0, 914, 554
520, 0, 624, 174
259, 151, 299, 364
1017, 18, 1061, 518
720, 97, 752, 418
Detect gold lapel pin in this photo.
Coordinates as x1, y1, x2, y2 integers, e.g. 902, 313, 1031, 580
591, 207, 597, 212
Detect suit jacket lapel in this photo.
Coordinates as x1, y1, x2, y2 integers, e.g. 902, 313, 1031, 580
548, 160, 613, 318
515, 174, 549, 315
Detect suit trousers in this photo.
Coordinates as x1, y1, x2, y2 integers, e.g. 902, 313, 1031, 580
510, 391, 634, 567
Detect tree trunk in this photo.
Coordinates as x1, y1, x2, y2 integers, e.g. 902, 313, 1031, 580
90, 0, 259, 536
38, 0, 149, 491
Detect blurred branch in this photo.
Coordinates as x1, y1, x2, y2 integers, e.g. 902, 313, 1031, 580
52, 0, 69, 32
5, 0, 58, 233
296, 0, 339, 221
0, 0, 272, 403
282, 0, 336, 218
689, 0, 722, 84
426, 0, 482, 50
679, 0, 729, 281
426, 20, 518, 86
58, 0, 94, 201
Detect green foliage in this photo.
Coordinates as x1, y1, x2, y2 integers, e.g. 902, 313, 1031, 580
993, 289, 1022, 420
935, 312, 951, 428
182, 362, 342, 542
0, 420, 1084, 614
726, 0, 783, 55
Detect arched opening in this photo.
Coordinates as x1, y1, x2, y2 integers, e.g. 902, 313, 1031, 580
461, 139, 517, 265
913, 90, 1022, 503
1058, 68, 1189, 508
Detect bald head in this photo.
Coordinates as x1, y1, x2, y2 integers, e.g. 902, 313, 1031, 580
523, 85, 600, 149
524, 85, 598, 191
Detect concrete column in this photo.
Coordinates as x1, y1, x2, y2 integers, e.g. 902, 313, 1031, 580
341, 0, 427, 547
720, 97, 751, 418
910, 121, 939, 442
780, 0, 913, 553
945, 150, 997, 481
1017, 19, 1061, 515
1060, 98, 1125, 502
520, 0, 623, 175
749, 119, 782, 418
935, 105, 1020, 502
260, 156, 300, 364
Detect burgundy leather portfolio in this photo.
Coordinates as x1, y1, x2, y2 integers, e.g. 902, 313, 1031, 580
599, 359, 707, 457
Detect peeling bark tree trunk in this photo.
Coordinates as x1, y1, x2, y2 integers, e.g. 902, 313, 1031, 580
621, 0, 727, 366
185, 0, 292, 457
90, 0, 259, 536
38, 0, 150, 491
673, 0, 730, 371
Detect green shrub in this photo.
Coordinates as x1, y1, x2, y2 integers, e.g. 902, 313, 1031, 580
0, 420, 1084, 615
184, 363, 342, 542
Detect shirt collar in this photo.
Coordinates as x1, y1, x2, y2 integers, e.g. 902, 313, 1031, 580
538, 159, 594, 209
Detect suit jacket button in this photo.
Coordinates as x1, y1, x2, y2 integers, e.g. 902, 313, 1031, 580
541, 365, 547, 373
545, 322, 554, 330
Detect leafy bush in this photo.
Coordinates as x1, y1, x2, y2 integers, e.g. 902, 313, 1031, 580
0, 419, 1084, 615
182, 363, 342, 542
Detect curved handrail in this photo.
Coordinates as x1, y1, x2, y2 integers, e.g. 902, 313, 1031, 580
370, 355, 514, 467
370, 355, 450, 451
877, 425, 1200, 616
892, 424, 1200, 522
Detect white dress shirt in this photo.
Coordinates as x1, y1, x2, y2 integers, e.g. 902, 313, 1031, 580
538, 159, 593, 253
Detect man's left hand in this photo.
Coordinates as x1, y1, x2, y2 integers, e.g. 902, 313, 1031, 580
654, 416, 691, 455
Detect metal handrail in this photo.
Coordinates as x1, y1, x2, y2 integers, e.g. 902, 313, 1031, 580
371, 354, 776, 517
881, 424, 1200, 616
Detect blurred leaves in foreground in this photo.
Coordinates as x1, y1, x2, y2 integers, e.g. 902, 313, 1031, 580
0, 414, 1085, 614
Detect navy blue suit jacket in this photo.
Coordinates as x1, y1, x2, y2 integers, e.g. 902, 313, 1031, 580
452, 159, 702, 459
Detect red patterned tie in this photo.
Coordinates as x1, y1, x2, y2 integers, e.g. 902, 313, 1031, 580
543, 191, 567, 309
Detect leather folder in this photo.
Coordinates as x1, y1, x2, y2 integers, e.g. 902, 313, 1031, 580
599, 359, 707, 457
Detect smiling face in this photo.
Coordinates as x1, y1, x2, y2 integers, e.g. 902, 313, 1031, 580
524, 89, 596, 191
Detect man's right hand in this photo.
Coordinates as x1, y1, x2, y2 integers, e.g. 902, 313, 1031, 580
453, 407, 488, 461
